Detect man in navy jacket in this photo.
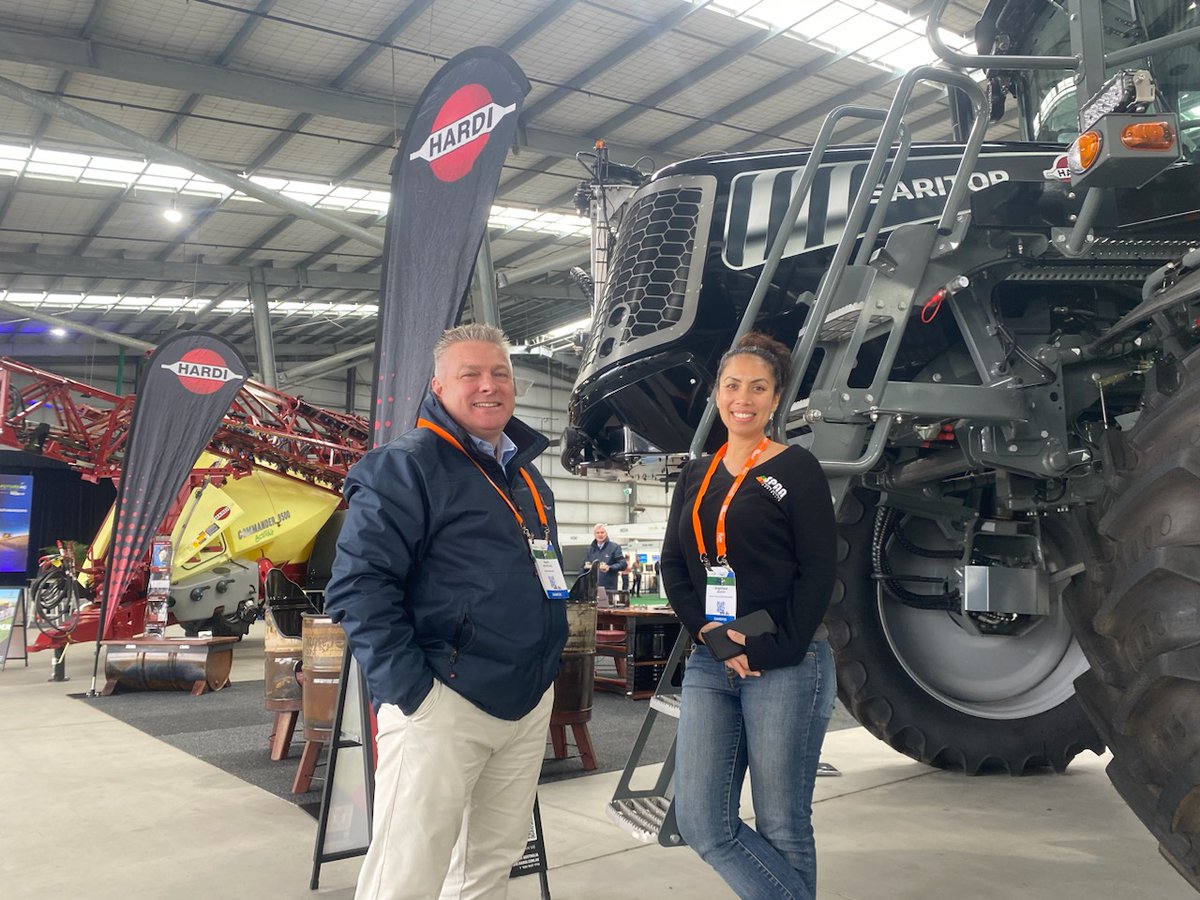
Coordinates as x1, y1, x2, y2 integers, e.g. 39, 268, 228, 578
324, 324, 567, 900
583, 523, 628, 594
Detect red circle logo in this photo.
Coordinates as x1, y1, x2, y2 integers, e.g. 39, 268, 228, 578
175, 348, 232, 395
429, 84, 494, 183
213, 506, 232, 521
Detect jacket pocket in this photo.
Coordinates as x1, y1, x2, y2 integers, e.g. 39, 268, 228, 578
448, 612, 477, 671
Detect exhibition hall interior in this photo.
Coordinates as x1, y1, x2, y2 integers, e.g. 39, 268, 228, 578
3, 0, 1199, 897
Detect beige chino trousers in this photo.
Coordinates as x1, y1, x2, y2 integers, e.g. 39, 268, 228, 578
356, 679, 554, 900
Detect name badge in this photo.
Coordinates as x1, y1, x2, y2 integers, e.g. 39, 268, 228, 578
530, 540, 569, 599
705, 565, 737, 622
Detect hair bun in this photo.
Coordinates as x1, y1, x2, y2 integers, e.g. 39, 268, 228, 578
734, 332, 790, 368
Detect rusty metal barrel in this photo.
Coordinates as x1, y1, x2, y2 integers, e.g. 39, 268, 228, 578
552, 592, 597, 726
101, 637, 236, 695
301, 613, 346, 741
264, 607, 303, 712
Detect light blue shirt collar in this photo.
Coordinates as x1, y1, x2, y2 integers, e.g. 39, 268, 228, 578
468, 431, 518, 466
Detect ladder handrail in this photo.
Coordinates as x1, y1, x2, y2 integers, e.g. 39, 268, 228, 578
773, 65, 988, 437
687, 105, 909, 458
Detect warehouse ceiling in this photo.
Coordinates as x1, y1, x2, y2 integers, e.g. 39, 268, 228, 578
0, 0, 1003, 382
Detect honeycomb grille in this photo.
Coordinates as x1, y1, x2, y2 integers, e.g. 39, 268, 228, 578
581, 185, 706, 374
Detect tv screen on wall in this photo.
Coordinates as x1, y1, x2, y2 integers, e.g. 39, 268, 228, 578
0, 474, 34, 574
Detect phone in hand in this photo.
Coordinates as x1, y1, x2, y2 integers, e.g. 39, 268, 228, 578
702, 609, 776, 661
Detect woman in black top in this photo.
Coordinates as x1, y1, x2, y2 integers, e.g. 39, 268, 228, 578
660, 332, 836, 900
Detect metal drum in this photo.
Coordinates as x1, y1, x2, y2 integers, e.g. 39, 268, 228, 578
101, 637, 235, 695
301, 613, 346, 742
552, 597, 597, 725
264, 607, 303, 712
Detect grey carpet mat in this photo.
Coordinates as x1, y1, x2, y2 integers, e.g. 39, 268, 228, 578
80, 676, 859, 814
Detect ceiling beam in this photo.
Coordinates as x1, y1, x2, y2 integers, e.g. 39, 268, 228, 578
0, 250, 382, 290
0, 26, 653, 165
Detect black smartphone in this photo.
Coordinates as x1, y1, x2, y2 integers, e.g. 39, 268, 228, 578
702, 609, 776, 661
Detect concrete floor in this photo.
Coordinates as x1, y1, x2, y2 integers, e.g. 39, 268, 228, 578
1, 628, 1192, 900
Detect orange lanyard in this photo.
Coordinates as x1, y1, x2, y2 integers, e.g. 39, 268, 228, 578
417, 418, 549, 541
691, 436, 770, 568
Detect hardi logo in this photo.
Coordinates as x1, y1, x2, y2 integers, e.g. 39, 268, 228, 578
409, 83, 516, 182
1043, 153, 1072, 181
161, 348, 243, 395
213, 506, 232, 521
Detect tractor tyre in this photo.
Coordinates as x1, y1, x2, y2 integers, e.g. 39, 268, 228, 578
1066, 348, 1200, 888
827, 488, 1103, 774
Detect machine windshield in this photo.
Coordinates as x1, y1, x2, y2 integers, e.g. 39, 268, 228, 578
1016, 0, 1200, 157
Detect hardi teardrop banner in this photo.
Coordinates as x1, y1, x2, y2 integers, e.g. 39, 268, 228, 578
97, 332, 248, 640
370, 46, 530, 447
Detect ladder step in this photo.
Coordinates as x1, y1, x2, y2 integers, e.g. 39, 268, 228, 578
649, 692, 681, 718
799, 301, 891, 343
606, 796, 672, 843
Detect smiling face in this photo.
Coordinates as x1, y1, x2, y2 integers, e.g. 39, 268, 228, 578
593, 525, 608, 544
716, 353, 778, 440
431, 340, 515, 444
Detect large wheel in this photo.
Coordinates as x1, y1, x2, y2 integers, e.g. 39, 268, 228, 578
828, 488, 1103, 774
1067, 348, 1200, 888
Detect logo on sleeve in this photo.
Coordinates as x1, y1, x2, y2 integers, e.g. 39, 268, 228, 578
756, 475, 788, 502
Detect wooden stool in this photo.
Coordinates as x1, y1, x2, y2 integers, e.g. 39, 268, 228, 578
548, 708, 596, 771
595, 628, 627, 692
292, 738, 325, 793
269, 708, 300, 761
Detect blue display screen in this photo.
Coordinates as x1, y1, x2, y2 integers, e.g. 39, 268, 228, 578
0, 474, 34, 574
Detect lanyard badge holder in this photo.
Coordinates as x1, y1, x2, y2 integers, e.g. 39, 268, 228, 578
418, 419, 569, 600
693, 436, 770, 623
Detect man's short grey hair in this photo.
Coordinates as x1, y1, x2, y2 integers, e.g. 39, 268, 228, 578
593, 523, 608, 531
433, 323, 512, 369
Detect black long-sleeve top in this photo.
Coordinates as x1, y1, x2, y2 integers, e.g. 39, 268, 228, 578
660, 445, 836, 671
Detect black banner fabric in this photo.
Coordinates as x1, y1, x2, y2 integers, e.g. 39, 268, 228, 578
370, 46, 531, 448
98, 332, 248, 638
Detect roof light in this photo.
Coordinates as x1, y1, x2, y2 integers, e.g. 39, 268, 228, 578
1078, 70, 1156, 133
162, 202, 183, 223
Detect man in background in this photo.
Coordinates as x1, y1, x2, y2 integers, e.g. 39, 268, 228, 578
583, 523, 627, 599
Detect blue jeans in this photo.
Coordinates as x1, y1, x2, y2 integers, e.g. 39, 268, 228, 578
675, 641, 836, 900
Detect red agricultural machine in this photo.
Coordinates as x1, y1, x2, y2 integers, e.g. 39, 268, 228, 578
1, 357, 368, 652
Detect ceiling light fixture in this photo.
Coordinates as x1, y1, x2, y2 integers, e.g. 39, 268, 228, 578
50, 327, 67, 337
163, 201, 183, 223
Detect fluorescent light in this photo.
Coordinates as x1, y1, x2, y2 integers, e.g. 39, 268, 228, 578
50, 327, 67, 337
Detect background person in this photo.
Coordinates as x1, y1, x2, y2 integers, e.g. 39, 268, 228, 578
324, 323, 568, 900
582, 522, 627, 596
659, 332, 837, 900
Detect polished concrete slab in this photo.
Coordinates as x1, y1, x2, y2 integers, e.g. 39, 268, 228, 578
2, 630, 1191, 900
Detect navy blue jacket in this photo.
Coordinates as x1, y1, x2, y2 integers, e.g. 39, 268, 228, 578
583, 540, 628, 591
323, 394, 568, 721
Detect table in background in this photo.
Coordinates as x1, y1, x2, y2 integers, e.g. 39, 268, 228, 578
595, 607, 681, 699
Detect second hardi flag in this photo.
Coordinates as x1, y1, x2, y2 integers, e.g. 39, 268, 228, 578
371, 46, 530, 448
98, 331, 249, 639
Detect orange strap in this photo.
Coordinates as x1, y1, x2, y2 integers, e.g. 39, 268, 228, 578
417, 418, 549, 540
691, 436, 770, 567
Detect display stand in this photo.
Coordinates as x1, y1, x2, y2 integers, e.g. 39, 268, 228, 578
310, 649, 374, 889
0, 587, 28, 670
